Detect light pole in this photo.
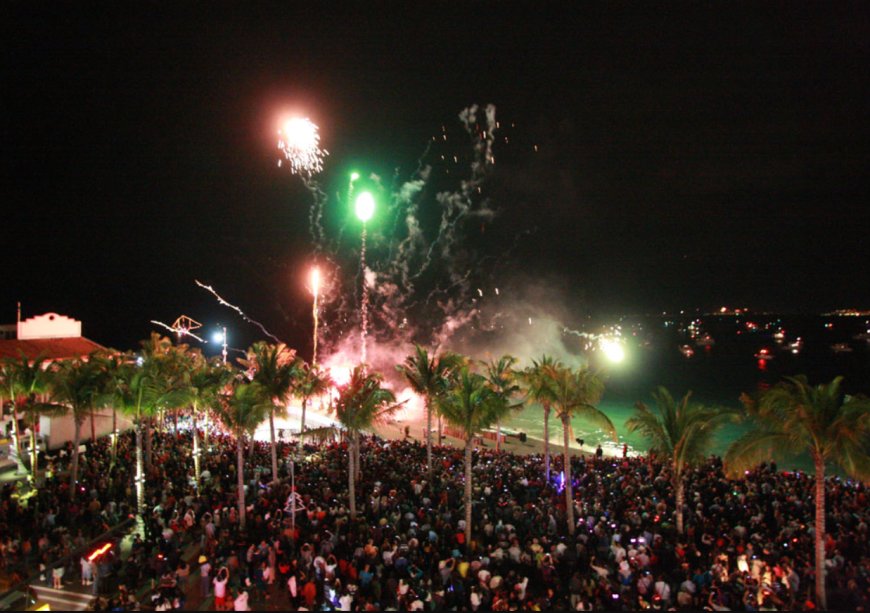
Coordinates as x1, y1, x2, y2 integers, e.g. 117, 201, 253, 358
355, 191, 375, 367
213, 327, 228, 365
310, 267, 320, 366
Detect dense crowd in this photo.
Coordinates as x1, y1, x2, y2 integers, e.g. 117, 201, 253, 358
1, 423, 868, 611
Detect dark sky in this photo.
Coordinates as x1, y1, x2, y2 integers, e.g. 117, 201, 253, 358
3, 3, 869, 353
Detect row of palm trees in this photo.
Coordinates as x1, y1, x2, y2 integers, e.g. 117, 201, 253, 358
2, 336, 868, 609
401, 348, 869, 610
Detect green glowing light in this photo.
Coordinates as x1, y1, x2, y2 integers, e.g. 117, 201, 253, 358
355, 191, 375, 222
350, 172, 361, 181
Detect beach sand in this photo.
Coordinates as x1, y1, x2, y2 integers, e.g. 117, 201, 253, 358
259, 402, 627, 460
374, 416, 626, 460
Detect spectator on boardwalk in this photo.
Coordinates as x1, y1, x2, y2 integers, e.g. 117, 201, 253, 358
3, 423, 868, 611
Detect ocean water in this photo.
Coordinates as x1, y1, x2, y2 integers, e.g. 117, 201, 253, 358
504, 313, 870, 474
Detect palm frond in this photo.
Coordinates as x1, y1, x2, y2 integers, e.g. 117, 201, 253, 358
577, 403, 617, 442
723, 430, 802, 478
728, 375, 870, 481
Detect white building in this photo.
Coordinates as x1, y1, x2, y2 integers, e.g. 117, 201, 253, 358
0, 311, 132, 454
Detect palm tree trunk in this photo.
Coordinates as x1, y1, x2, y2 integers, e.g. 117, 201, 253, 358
135, 421, 145, 516
438, 414, 443, 446
426, 398, 433, 483
464, 437, 473, 547
90, 409, 96, 442
675, 469, 685, 535
563, 416, 575, 536
496, 418, 501, 452
192, 409, 201, 493
10, 404, 24, 473
354, 434, 361, 482
29, 416, 38, 482
144, 419, 153, 471
71, 418, 82, 501
203, 412, 210, 451
348, 432, 357, 520
110, 408, 118, 467
269, 407, 278, 484
814, 455, 827, 610
300, 397, 308, 446
543, 405, 551, 483
237, 433, 246, 530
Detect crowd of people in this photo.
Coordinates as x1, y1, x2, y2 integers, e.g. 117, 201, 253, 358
1, 422, 868, 611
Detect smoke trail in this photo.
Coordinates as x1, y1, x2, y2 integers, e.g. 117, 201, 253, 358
195, 280, 282, 343
303, 178, 329, 251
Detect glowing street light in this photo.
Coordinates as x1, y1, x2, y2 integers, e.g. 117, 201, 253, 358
310, 266, 321, 366
213, 326, 228, 365
355, 191, 375, 366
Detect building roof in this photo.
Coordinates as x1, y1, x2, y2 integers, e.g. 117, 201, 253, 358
0, 337, 107, 361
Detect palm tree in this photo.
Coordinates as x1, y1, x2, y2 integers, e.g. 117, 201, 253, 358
49, 353, 110, 500
481, 355, 523, 451
239, 342, 300, 484
107, 335, 190, 516
396, 345, 463, 482
214, 380, 272, 530
1, 353, 65, 481
522, 355, 562, 483
0, 358, 26, 473
627, 387, 734, 535
105, 353, 156, 516
137, 334, 179, 470
294, 361, 331, 447
438, 364, 506, 547
331, 366, 398, 519
552, 365, 614, 536
91, 351, 125, 468
188, 352, 233, 491
724, 375, 870, 610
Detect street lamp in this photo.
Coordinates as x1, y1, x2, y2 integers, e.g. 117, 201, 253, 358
355, 191, 375, 366
213, 327, 228, 365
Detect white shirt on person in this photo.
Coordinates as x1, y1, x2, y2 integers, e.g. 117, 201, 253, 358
234, 591, 250, 611
213, 575, 227, 598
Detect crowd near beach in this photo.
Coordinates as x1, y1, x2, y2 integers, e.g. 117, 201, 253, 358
0, 423, 868, 611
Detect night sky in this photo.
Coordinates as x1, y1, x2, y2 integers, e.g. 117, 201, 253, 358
4, 4, 869, 353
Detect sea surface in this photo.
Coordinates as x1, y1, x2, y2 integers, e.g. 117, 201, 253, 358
504, 312, 870, 474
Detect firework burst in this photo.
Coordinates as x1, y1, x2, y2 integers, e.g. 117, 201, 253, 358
277, 117, 328, 177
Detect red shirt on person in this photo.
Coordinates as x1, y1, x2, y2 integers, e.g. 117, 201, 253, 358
302, 579, 317, 607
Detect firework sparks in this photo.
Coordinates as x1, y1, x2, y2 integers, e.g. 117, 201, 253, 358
277, 117, 328, 177
195, 280, 281, 343
311, 266, 321, 366
288, 103, 511, 361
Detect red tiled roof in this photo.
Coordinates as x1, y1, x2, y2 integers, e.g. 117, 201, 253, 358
0, 337, 107, 361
